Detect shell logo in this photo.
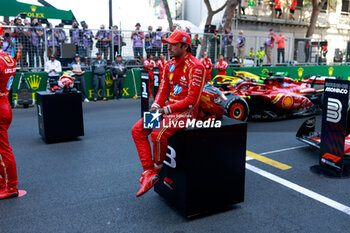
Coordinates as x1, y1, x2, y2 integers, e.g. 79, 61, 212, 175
30, 5, 37, 12
328, 67, 334, 76
297, 67, 304, 78
282, 96, 293, 109
262, 68, 269, 75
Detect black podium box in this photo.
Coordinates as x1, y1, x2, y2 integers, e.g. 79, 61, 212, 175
36, 91, 84, 143
154, 117, 247, 218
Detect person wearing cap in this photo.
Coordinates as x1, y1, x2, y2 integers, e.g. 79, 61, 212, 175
215, 54, 228, 75
111, 55, 127, 100
131, 23, 145, 62
131, 30, 206, 197
91, 52, 107, 101
237, 30, 246, 64
95, 24, 111, 62
70, 20, 82, 56
70, 54, 89, 102
145, 26, 154, 57
221, 27, 233, 59
152, 26, 164, 58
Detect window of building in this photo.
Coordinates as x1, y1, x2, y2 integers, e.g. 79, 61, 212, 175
342, 0, 350, 13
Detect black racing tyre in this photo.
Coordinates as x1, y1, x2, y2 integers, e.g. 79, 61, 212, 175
225, 97, 249, 121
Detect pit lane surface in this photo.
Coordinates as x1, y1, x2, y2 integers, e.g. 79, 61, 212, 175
1, 100, 349, 233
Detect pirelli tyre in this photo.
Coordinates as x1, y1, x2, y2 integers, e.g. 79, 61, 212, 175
225, 96, 249, 121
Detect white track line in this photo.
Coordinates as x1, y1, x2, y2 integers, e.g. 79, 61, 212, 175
260, 145, 309, 155
246, 163, 350, 216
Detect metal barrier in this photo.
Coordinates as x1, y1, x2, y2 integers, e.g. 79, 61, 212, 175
0, 24, 342, 69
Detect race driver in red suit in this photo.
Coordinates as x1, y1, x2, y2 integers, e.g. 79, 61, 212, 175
200, 51, 213, 81
131, 30, 206, 197
143, 54, 156, 98
0, 36, 18, 199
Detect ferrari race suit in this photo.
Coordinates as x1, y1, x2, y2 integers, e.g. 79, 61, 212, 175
156, 58, 167, 83
215, 60, 228, 76
132, 52, 206, 171
0, 51, 17, 189
200, 57, 213, 81
143, 59, 156, 98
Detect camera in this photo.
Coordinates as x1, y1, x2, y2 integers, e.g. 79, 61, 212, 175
4, 32, 10, 38
81, 21, 86, 29
73, 23, 79, 29
30, 22, 39, 27
156, 28, 161, 32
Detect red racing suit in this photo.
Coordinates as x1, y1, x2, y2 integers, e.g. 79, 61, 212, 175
200, 57, 213, 81
0, 51, 17, 189
156, 59, 167, 83
144, 59, 156, 97
132, 52, 206, 171
215, 60, 228, 75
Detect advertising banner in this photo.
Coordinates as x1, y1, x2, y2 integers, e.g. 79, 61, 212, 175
320, 79, 350, 174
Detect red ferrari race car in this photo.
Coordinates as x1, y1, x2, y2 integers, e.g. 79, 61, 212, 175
226, 76, 323, 120
296, 116, 350, 158
199, 84, 249, 121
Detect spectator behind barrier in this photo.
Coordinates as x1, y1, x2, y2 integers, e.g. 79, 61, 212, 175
145, 26, 154, 57
95, 24, 111, 62
131, 23, 145, 62
152, 26, 163, 58
82, 23, 94, 66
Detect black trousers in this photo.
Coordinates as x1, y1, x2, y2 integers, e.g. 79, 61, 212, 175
277, 48, 285, 63
113, 78, 124, 99
75, 75, 87, 99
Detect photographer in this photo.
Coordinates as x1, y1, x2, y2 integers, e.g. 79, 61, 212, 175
57, 23, 67, 58
29, 17, 42, 69
95, 24, 111, 62
2, 29, 15, 57
221, 27, 233, 59
112, 25, 123, 58
46, 23, 59, 58
236, 30, 246, 64
144, 26, 154, 56
131, 23, 144, 61
70, 21, 82, 56
152, 26, 163, 58
81, 23, 93, 66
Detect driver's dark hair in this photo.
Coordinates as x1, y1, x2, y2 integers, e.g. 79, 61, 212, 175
180, 42, 191, 53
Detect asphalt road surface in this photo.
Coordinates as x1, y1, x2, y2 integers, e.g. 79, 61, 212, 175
1, 99, 349, 233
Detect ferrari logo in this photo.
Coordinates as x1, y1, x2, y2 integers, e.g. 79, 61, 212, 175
105, 73, 113, 86
297, 67, 304, 78
169, 73, 173, 81
183, 66, 187, 73
328, 67, 334, 76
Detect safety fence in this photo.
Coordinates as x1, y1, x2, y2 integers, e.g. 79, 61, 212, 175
10, 65, 350, 103
1, 24, 339, 70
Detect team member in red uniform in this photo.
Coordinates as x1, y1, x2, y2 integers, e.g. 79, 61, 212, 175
200, 51, 213, 81
0, 36, 18, 199
143, 54, 156, 98
131, 30, 206, 197
156, 53, 167, 82
215, 54, 228, 75
289, 0, 297, 20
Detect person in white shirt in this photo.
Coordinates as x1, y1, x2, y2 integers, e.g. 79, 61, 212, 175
44, 54, 62, 88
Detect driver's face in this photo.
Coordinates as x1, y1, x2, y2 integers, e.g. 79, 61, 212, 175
168, 43, 186, 58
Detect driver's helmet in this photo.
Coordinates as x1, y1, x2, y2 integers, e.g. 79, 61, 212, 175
58, 76, 74, 88
234, 79, 244, 87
